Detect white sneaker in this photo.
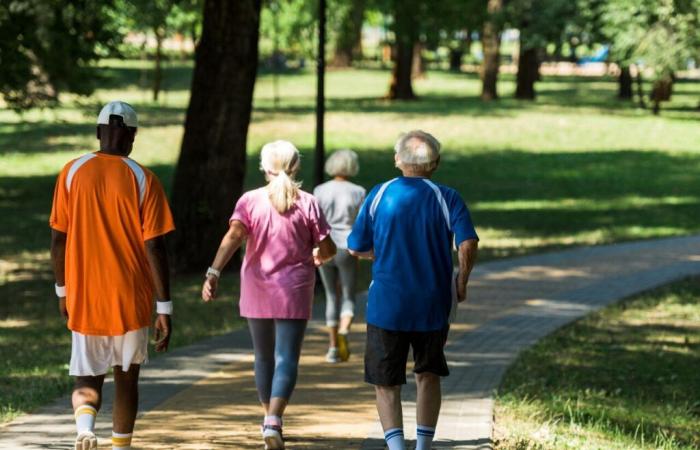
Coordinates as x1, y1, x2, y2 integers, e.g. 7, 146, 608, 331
263, 426, 284, 449
325, 347, 340, 363
74, 431, 98, 450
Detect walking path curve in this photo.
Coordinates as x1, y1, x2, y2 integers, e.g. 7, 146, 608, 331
2, 236, 700, 449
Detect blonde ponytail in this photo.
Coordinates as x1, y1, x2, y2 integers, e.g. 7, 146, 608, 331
260, 140, 301, 213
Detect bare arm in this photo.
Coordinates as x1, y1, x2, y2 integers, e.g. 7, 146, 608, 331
145, 236, 170, 300
313, 235, 337, 266
348, 248, 374, 260
50, 229, 68, 319
202, 220, 248, 301
456, 239, 478, 302
145, 235, 172, 352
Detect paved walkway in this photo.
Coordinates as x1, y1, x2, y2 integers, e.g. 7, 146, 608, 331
2, 236, 700, 449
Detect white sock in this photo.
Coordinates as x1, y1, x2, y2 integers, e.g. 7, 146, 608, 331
74, 404, 96, 434
264, 415, 283, 428
416, 425, 436, 450
384, 427, 405, 450
112, 431, 132, 449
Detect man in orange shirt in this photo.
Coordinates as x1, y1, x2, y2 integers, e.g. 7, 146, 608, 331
50, 101, 175, 450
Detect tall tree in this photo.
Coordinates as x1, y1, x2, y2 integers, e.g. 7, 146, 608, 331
122, 0, 203, 101
332, 0, 366, 66
170, 0, 262, 273
387, 0, 419, 99
481, 0, 502, 100
599, 0, 700, 112
508, 0, 576, 100
0, 0, 120, 110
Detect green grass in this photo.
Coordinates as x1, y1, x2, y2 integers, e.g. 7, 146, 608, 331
495, 277, 700, 450
1, 59, 700, 423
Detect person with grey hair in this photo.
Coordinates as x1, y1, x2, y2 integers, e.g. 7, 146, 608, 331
348, 130, 479, 450
313, 149, 366, 363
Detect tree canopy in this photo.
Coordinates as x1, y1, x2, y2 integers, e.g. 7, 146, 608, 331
0, 0, 121, 109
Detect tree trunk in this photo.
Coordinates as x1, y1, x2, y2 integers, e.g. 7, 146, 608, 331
650, 77, 673, 115
464, 30, 472, 57
449, 48, 463, 72
411, 42, 425, 79
387, 5, 416, 100
634, 64, 646, 109
170, 0, 261, 273
480, 0, 502, 101
153, 27, 164, 102
618, 65, 632, 100
332, 0, 365, 67
515, 45, 539, 100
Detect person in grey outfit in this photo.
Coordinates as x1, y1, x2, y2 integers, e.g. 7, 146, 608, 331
313, 149, 366, 363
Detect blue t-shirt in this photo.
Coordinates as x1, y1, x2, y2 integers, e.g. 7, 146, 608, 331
347, 176, 479, 332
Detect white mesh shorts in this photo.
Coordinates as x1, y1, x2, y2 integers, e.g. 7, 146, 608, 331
69, 327, 149, 376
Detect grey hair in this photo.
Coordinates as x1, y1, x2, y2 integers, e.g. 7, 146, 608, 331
324, 149, 360, 177
394, 130, 441, 172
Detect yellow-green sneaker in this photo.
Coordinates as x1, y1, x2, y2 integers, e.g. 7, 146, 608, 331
337, 333, 350, 362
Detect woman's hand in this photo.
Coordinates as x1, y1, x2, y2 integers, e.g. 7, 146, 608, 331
313, 248, 323, 266
314, 236, 337, 266
202, 275, 219, 302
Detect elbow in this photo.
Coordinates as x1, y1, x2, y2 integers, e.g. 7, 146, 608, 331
145, 236, 166, 254
51, 229, 67, 249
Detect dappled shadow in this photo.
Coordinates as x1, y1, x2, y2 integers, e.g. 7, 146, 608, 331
498, 278, 700, 448
135, 324, 379, 449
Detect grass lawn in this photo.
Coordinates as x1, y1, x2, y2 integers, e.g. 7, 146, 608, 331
495, 276, 700, 450
1, 59, 700, 423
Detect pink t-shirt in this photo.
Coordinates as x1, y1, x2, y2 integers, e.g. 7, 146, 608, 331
231, 187, 331, 319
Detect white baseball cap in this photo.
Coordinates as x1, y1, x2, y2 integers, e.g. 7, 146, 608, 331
97, 101, 138, 128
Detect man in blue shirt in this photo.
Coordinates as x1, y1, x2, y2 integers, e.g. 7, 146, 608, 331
348, 130, 479, 450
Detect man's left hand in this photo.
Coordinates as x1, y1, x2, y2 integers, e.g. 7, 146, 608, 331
456, 274, 468, 303
154, 314, 171, 352
58, 297, 68, 320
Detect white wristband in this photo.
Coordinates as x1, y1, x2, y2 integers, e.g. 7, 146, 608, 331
156, 300, 173, 315
206, 267, 221, 278
55, 284, 66, 298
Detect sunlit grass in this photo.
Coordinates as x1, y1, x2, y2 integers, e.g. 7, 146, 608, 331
495, 277, 700, 450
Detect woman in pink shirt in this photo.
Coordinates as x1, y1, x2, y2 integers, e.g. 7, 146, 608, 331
201, 140, 336, 450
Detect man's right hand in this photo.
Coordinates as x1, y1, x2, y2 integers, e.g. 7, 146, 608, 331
202, 275, 218, 302
59, 297, 68, 320
154, 314, 171, 352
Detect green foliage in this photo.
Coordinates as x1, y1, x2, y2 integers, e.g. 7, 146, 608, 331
116, 0, 201, 38
260, 0, 316, 59
587, 0, 700, 78
505, 0, 577, 50
0, 0, 122, 110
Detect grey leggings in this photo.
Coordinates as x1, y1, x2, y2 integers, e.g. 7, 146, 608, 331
318, 248, 357, 327
247, 318, 307, 403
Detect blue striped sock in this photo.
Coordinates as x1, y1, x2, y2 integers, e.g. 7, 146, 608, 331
416, 425, 435, 450
384, 427, 405, 450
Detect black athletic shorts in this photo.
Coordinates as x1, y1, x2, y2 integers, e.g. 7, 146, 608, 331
364, 323, 450, 386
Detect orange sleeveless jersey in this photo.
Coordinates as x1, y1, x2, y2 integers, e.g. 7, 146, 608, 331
49, 152, 175, 336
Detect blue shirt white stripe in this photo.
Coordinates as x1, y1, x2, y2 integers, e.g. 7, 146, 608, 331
348, 176, 478, 331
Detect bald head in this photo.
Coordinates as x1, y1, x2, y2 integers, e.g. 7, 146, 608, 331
394, 130, 441, 176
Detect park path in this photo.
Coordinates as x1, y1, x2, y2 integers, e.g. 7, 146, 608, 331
1, 235, 700, 449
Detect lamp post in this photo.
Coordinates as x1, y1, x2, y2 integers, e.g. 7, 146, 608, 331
314, 0, 326, 187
